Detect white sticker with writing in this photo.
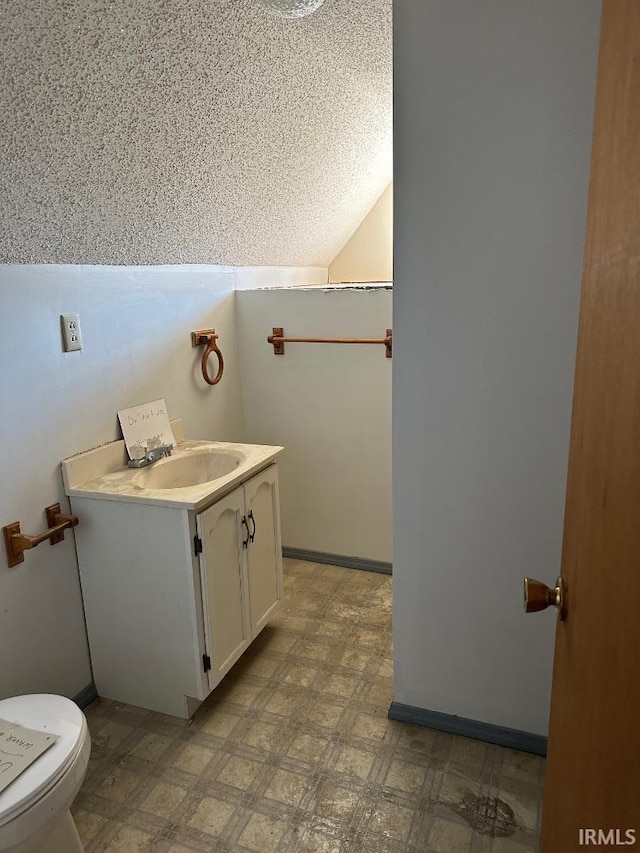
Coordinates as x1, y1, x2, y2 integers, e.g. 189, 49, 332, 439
117, 398, 176, 458
0, 718, 60, 793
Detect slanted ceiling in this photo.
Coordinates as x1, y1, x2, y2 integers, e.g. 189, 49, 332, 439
0, 0, 392, 266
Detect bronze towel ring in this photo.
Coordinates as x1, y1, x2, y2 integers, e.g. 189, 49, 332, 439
191, 329, 224, 386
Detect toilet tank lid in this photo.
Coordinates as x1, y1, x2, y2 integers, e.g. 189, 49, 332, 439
0, 694, 87, 825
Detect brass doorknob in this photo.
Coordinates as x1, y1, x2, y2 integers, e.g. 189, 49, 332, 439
523, 576, 567, 620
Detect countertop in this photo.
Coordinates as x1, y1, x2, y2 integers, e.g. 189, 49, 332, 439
62, 439, 284, 511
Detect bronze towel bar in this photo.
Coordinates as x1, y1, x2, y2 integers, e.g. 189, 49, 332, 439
3, 504, 80, 568
267, 327, 392, 358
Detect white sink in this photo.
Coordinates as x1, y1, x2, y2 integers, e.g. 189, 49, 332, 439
61, 433, 284, 511
134, 449, 245, 490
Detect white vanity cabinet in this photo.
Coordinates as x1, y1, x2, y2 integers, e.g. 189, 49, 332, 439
197, 465, 283, 687
64, 436, 283, 719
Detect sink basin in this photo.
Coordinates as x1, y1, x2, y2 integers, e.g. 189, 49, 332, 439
134, 449, 245, 490
62, 432, 284, 510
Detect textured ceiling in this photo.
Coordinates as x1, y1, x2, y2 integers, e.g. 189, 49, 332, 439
0, 0, 392, 266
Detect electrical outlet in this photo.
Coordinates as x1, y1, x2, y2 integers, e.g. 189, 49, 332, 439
61, 313, 83, 352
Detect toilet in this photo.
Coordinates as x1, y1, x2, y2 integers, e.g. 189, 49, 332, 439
0, 695, 91, 853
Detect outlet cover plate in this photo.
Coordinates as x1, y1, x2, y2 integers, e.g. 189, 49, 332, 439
61, 313, 82, 352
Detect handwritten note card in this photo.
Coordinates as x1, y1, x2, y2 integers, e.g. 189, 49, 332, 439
0, 718, 59, 793
117, 398, 176, 458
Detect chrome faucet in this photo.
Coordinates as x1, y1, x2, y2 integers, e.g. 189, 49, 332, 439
127, 444, 173, 468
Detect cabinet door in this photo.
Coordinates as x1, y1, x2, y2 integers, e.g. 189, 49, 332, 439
197, 488, 250, 687
244, 465, 284, 636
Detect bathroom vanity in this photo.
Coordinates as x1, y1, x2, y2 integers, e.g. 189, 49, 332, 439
62, 421, 284, 718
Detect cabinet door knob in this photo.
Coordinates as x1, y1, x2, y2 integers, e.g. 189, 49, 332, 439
248, 511, 256, 543
241, 517, 250, 549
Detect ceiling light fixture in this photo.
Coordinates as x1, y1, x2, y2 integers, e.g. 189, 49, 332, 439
256, 0, 327, 19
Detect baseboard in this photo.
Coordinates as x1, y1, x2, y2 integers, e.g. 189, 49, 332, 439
282, 546, 392, 575
388, 701, 547, 756
73, 682, 98, 709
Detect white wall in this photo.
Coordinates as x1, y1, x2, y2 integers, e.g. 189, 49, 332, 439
237, 287, 392, 563
0, 265, 382, 701
234, 267, 328, 290
0, 264, 244, 700
393, 0, 601, 735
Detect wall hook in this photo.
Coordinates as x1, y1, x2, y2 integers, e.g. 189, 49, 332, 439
192, 329, 224, 386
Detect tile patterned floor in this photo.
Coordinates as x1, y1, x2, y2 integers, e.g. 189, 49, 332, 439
73, 559, 544, 852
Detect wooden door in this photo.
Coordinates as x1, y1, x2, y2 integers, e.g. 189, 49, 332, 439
244, 465, 283, 637
197, 488, 250, 687
540, 2, 640, 848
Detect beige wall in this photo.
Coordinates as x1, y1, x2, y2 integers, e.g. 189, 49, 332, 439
329, 183, 393, 283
